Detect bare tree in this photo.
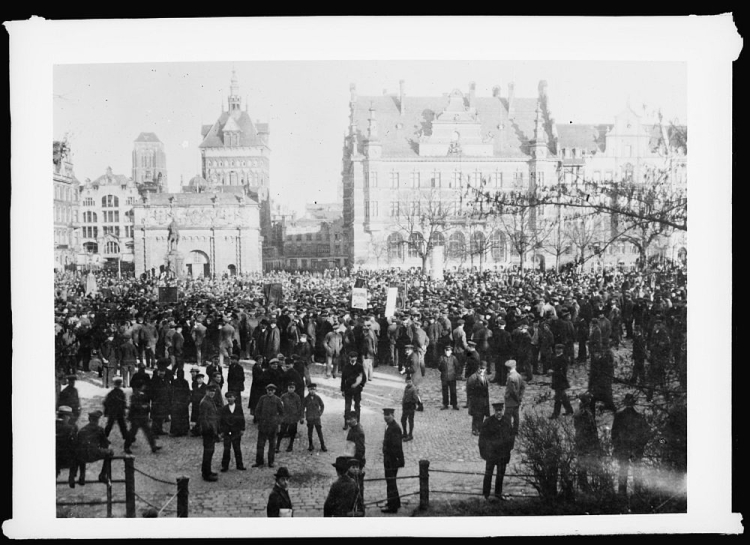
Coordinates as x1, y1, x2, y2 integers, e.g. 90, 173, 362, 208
367, 233, 389, 269
392, 187, 453, 272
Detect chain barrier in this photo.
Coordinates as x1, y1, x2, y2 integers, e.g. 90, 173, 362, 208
133, 467, 178, 486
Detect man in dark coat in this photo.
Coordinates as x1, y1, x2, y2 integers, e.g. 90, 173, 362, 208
169, 370, 192, 437
402, 345, 424, 411
100, 333, 118, 389
226, 354, 246, 398
381, 408, 405, 514
72, 410, 114, 486
491, 319, 512, 385
56, 406, 78, 486
125, 381, 161, 454
466, 363, 490, 435
304, 383, 327, 452
248, 358, 268, 417
437, 344, 460, 410
253, 384, 284, 468
281, 359, 305, 403
463, 341, 482, 381
199, 384, 221, 481
130, 363, 151, 391
118, 334, 139, 388
589, 347, 616, 415
170, 324, 185, 373
58, 374, 81, 423
190, 371, 207, 435
323, 457, 360, 517
266, 467, 293, 517
341, 352, 367, 430
611, 393, 650, 496
148, 365, 172, 436
479, 402, 515, 500
103, 376, 128, 441
549, 344, 574, 418
219, 391, 246, 472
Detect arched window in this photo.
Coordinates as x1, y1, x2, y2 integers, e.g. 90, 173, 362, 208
471, 231, 486, 256
83, 242, 98, 254
430, 231, 445, 247
447, 231, 466, 259
102, 195, 119, 208
490, 231, 507, 261
387, 232, 403, 261
105, 241, 120, 254
408, 232, 424, 259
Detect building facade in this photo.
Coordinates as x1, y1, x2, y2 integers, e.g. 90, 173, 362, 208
77, 167, 141, 270
53, 140, 80, 270
343, 80, 687, 271
132, 132, 167, 191
198, 71, 272, 249
132, 192, 262, 277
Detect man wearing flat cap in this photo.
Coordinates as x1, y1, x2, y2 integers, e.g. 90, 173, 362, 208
253, 383, 284, 468
479, 402, 515, 501
381, 408, 405, 514
341, 351, 367, 430
56, 406, 78, 485
103, 376, 128, 441
219, 391, 246, 472
58, 374, 81, 423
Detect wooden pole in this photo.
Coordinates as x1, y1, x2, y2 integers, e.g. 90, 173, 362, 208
124, 455, 136, 518
176, 476, 189, 518
419, 459, 430, 511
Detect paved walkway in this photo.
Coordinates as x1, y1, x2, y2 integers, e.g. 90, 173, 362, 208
56, 344, 634, 518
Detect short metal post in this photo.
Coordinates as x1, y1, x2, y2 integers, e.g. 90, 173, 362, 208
106, 480, 113, 518
124, 455, 136, 518
419, 459, 430, 510
177, 476, 189, 518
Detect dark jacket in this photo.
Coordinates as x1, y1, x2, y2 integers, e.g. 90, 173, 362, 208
437, 354, 460, 383
466, 371, 490, 418
148, 374, 172, 419
478, 414, 515, 462
611, 406, 650, 457
303, 392, 325, 423
199, 394, 220, 437
255, 393, 285, 433
340, 362, 367, 394
128, 389, 151, 421
267, 483, 293, 517
382, 419, 405, 469
550, 353, 571, 391
75, 422, 111, 463
323, 475, 358, 517
191, 382, 207, 423
219, 402, 246, 435
103, 388, 127, 418
227, 362, 246, 393
346, 424, 366, 463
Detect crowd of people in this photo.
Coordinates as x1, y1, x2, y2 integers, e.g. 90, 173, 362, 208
55, 261, 687, 513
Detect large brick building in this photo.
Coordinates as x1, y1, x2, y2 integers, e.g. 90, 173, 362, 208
342, 80, 686, 271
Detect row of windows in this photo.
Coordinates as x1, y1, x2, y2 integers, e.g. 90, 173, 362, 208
83, 241, 121, 254
365, 170, 528, 190
54, 185, 75, 202
206, 158, 263, 168
55, 206, 75, 224
285, 232, 341, 243
385, 231, 509, 261
82, 226, 134, 239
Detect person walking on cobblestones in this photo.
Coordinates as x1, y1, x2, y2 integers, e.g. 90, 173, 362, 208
341, 352, 367, 430
381, 408, 404, 514
199, 384, 221, 481
253, 383, 284, 468
549, 344, 574, 419
479, 402, 515, 501
324, 456, 363, 517
438, 344, 460, 410
219, 391, 246, 472
402, 344, 425, 411
190, 371, 206, 436
71, 410, 114, 487
303, 383, 327, 452
504, 360, 526, 436
466, 362, 490, 436
103, 376, 128, 441
266, 467, 293, 517
56, 406, 78, 484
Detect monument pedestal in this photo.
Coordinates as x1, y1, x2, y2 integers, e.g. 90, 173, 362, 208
165, 249, 185, 280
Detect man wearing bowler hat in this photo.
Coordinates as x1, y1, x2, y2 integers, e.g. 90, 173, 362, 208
253, 383, 284, 468
479, 402, 515, 501
266, 467, 293, 517
381, 408, 405, 514
324, 456, 359, 517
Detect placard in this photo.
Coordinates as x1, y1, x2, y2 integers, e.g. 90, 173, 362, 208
384, 287, 399, 318
158, 286, 179, 304
351, 287, 368, 310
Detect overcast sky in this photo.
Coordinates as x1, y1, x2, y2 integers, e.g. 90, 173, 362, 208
54, 60, 686, 214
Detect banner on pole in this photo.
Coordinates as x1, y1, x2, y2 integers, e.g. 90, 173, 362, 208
264, 283, 284, 306
351, 287, 368, 310
385, 287, 399, 318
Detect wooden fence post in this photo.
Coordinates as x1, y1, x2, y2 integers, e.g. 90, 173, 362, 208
124, 455, 136, 518
419, 459, 430, 510
177, 476, 189, 518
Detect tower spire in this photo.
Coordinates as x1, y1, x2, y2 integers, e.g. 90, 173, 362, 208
367, 101, 379, 141
228, 70, 241, 113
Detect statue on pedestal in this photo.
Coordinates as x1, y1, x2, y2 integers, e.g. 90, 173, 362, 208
167, 217, 180, 252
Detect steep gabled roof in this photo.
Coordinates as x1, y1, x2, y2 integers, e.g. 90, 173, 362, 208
556, 124, 610, 153
146, 191, 258, 206
351, 93, 552, 159
199, 111, 266, 149
134, 132, 161, 143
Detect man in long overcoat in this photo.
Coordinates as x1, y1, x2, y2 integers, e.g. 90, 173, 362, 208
479, 402, 515, 500
466, 363, 490, 436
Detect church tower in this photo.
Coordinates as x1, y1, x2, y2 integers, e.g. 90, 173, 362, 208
132, 132, 167, 191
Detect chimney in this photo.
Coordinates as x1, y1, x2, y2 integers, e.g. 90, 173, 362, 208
507, 82, 515, 117
492, 85, 501, 98
399, 79, 405, 116
469, 81, 476, 108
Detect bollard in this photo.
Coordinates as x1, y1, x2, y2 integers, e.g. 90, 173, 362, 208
124, 455, 136, 518
419, 459, 430, 510
177, 476, 189, 518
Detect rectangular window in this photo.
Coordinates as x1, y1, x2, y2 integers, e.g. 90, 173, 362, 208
390, 201, 399, 217
370, 171, 378, 187
364, 200, 370, 221
451, 171, 461, 188
296, 234, 302, 241
306, 233, 313, 241
431, 171, 441, 188
390, 171, 399, 188
411, 171, 420, 188
301, 259, 307, 268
